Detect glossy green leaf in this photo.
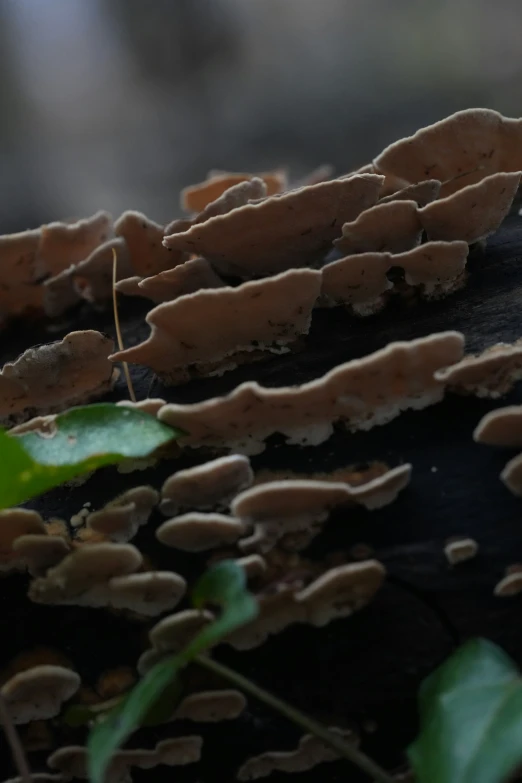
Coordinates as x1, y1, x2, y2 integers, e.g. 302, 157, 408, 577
409, 638, 522, 783
87, 560, 258, 783
0, 404, 179, 508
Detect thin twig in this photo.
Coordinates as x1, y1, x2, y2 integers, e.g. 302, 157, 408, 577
196, 655, 393, 783
0, 691, 32, 783
112, 248, 136, 402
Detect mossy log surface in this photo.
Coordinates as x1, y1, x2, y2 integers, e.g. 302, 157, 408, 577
3, 216, 522, 781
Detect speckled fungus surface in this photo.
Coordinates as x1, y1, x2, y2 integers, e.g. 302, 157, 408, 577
111, 269, 322, 383
334, 199, 423, 255
118, 257, 225, 305
373, 108, 522, 197
164, 175, 384, 277
86, 486, 159, 542
158, 331, 464, 453
436, 339, 522, 397
0, 330, 118, 425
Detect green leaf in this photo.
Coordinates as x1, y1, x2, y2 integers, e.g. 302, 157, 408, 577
0, 403, 179, 508
87, 561, 258, 783
409, 638, 522, 783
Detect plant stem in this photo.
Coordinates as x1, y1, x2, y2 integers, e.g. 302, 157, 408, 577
0, 691, 32, 783
112, 248, 136, 403
195, 654, 393, 783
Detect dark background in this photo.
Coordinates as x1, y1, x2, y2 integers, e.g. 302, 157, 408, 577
2, 0, 522, 230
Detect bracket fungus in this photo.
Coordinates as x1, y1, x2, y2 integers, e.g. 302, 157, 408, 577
444, 537, 479, 565
118, 257, 225, 305
147, 609, 214, 657
334, 199, 423, 255
174, 689, 246, 723
233, 464, 411, 554
48, 737, 203, 782
156, 512, 246, 552
158, 331, 464, 454
237, 728, 357, 781
418, 171, 521, 244
435, 339, 522, 398
379, 179, 441, 207
2, 665, 80, 723
37, 211, 112, 279
0, 330, 118, 425
12, 534, 70, 577
321, 241, 468, 313
160, 454, 254, 515
114, 211, 187, 276
111, 269, 322, 383
473, 406, 522, 496
44, 237, 132, 316
181, 170, 287, 213
473, 406, 522, 447
164, 175, 384, 278
27, 542, 186, 615
494, 566, 522, 597
226, 561, 385, 650
86, 486, 159, 542
0, 508, 47, 573
0, 228, 43, 320
373, 108, 522, 197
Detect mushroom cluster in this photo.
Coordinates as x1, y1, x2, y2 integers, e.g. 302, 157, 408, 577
3, 108, 522, 782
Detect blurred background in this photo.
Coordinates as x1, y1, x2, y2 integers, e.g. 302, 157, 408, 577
1, 0, 522, 232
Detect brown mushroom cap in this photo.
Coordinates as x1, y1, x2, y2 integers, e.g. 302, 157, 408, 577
164, 175, 384, 278
86, 486, 159, 542
500, 453, 522, 497
111, 268, 322, 383
0, 330, 118, 425
0, 509, 47, 572
191, 177, 268, 223
418, 171, 521, 244
435, 340, 522, 398
494, 570, 522, 597
107, 572, 186, 616
175, 690, 246, 722
156, 513, 246, 552
373, 108, 522, 197
334, 200, 422, 255
0, 229, 43, 320
28, 543, 142, 605
181, 171, 286, 213
149, 609, 214, 653
473, 406, 522, 447
295, 560, 386, 626
37, 211, 112, 278
379, 179, 441, 206
48, 737, 203, 781
2, 665, 80, 724
233, 465, 410, 554
160, 454, 254, 515
114, 210, 187, 276
127, 257, 225, 305
237, 728, 357, 781
444, 537, 479, 565
158, 331, 464, 453
321, 252, 392, 314
12, 534, 70, 577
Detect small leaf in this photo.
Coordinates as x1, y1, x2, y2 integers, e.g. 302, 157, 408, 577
409, 638, 522, 783
87, 561, 258, 783
0, 403, 179, 508
88, 657, 179, 783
